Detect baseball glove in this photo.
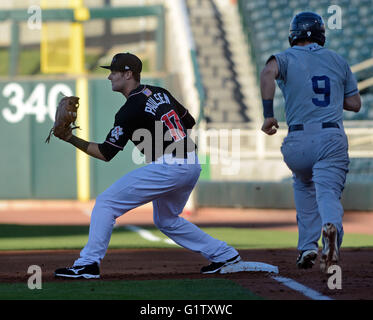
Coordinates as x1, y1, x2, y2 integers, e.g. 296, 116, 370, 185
45, 96, 80, 143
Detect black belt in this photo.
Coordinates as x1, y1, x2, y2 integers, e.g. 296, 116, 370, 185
288, 122, 340, 132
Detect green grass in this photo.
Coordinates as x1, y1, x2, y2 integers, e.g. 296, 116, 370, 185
0, 49, 41, 75
0, 49, 152, 76
0, 49, 9, 75
0, 224, 372, 251
19, 49, 41, 75
0, 278, 260, 300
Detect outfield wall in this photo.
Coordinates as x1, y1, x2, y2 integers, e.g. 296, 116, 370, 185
0, 77, 165, 199
195, 180, 373, 211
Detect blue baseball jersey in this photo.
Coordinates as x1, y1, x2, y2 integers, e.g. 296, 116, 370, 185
271, 43, 358, 126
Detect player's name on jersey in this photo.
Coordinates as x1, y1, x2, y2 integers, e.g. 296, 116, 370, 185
145, 92, 171, 116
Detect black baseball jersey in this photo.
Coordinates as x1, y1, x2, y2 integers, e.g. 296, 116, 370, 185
98, 84, 196, 162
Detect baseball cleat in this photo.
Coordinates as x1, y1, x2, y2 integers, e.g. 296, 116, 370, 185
296, 249, 318, 269
320, 223, 339, 273
200, 255, 241, 274
55, 262, 100, 279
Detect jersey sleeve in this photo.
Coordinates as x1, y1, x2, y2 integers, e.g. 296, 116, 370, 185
98, 113, 130, 161
344, 64, 359, 98
267, 52, 288, 81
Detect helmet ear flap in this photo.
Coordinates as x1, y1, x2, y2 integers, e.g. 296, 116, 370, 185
289, 34, 296, 46
317, 33, 326, 46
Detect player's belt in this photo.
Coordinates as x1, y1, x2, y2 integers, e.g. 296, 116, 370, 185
288, 122, 340, 132
155, 151, 197, 164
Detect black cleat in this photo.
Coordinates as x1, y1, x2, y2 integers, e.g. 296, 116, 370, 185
296, 249, 318, 269
55, 262, 100, 279
201, 255, 241, 274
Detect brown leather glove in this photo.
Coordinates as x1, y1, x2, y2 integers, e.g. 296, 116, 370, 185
45, 96, 80, 143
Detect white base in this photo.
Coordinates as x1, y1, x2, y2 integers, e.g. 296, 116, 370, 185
219, 261, 279, 274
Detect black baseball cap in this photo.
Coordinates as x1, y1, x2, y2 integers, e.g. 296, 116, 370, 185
100, 52, 142, 73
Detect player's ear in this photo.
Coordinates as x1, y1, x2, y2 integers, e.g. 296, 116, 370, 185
124, 70, 133, 80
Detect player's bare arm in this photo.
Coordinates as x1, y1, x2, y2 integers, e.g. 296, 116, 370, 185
54, 126, 108, 161
260, 58, 278, 99
67, 134, 108, 162
260, 58, 279, 135
343, 93, 361, 113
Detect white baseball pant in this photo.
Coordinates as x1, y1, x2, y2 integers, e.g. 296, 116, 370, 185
74, 153, 238, 266
281, 123, 349, 252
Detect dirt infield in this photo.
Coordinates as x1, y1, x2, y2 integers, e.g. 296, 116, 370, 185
0, 201, 373, 300
0, 248, 373, 300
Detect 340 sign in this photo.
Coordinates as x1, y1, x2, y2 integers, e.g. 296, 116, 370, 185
1, 82, 73, 123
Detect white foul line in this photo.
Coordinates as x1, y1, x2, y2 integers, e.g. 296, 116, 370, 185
125, 225, 160, 242
81, 211, 177, 245
124, 225, 178, 246
101, 219, 331, 300
272, 276, 333, 300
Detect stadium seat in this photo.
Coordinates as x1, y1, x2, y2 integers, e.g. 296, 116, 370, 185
238, 0, 373, 121
186, 0, 252, 126
347, 158, 373, 182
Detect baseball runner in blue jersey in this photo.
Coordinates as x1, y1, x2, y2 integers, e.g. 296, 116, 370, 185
53, 53, 240, 279
260, 12, 361, 273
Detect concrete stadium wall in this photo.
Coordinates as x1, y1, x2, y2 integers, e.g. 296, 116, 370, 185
195, 180, 373, 211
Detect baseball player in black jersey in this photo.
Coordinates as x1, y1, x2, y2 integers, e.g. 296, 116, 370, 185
54, 53, 240, 279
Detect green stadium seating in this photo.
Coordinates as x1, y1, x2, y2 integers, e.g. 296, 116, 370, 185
347, 158, 373, 182
238, 0, 373, 121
